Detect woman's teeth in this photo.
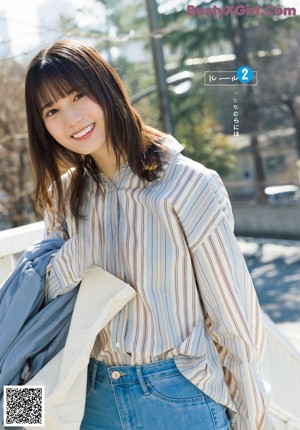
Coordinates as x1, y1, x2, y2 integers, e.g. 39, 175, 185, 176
72, 123, 94, 139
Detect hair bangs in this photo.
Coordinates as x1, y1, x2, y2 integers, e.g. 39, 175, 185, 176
26, 38, 166, 222
35, 59, 94, 114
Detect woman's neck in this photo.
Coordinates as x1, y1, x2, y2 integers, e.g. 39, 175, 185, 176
91, 144, 125, 181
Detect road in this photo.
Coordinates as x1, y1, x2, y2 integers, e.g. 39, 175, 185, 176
237, 237, 300, 352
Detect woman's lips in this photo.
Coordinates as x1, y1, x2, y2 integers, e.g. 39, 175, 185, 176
72, 123, 95, 140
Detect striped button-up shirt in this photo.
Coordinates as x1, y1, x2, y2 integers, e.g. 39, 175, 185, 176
45, 135, 270, 430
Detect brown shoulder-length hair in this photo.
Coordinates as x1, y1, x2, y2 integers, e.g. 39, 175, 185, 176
25, 38, 167, 223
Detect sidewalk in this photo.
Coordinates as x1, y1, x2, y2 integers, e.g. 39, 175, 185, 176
237, 237, 300, 354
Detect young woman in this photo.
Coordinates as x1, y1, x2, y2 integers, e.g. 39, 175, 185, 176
25, 39, 270, 430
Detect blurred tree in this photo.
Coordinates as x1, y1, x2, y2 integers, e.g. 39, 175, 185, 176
160, 0, 296, 202
271, 22, 300, 156
176, 116, 236, 177
0, 61, 36, 228
167, 71, 235, 174
161, 0, 289, 63
90, 0, 237, 176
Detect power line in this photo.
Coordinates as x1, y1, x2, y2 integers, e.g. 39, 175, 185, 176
0, 7, 189, 64
0, 26, 70, 46
0, 15, 75, 31
0, 15, 78, 47
0, 44, 52, 63
0, 33, 70, 63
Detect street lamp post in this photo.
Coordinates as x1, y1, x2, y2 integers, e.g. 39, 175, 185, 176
145, 0, 173, 134
131, 71, 195, 104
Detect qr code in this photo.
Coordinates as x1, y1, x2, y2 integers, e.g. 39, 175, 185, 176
3, 385, 45, 427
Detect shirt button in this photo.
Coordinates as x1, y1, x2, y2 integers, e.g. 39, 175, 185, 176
111, 371, 121, 380
116, 341, 121, 348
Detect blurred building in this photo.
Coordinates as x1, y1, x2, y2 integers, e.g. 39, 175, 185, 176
224, 127, 299, 200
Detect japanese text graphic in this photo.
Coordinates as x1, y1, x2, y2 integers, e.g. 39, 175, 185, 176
233, 98, 240, 137
204, 70, 258, 87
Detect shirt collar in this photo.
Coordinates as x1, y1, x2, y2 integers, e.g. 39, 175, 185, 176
83, 134, 184, 180
158, 134, 184, 156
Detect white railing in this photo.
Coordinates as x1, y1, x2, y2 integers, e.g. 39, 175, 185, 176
0, 221, 44, 283
262, 314, 300, 429
1, 222, 300, 430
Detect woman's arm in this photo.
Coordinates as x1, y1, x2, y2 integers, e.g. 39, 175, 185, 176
43, 180, 93, 302
180, 167, 271, 429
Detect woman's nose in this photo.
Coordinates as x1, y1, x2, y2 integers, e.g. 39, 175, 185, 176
64, 107, 82, 126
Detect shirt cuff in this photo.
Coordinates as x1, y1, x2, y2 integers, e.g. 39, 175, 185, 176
45, 241, 85, 301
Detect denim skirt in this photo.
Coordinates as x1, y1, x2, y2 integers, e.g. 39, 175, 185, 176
80, 357, 231, 430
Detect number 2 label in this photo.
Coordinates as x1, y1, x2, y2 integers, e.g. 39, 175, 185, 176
237, 66, 253, 83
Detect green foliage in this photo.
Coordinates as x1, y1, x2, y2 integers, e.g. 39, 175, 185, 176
132, 70, 237, 177
160, 0, 292, 63
176, 116, 237, 177
90, 0, 296, 178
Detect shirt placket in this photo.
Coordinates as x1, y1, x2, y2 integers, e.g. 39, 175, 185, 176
107, 171, 130, 359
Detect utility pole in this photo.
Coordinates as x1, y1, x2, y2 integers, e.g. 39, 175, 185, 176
145, 0, 174, 134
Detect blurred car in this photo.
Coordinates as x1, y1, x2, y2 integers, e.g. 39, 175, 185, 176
264, 185, 300, 205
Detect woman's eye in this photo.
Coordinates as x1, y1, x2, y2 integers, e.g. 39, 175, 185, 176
45, 109, 58, 118
74, 93, 84, 101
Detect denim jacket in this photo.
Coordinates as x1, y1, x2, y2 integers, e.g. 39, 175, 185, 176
0, 238, 79, 429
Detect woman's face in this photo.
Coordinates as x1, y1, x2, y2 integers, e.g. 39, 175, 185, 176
41, 90, 110, 158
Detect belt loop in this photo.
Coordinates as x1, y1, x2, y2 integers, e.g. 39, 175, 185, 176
136, 366, 150, 396
90, 360, 98, 391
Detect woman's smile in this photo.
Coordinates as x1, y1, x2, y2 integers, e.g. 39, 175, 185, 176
72, 123, 95, 140
43, 93, 109, 157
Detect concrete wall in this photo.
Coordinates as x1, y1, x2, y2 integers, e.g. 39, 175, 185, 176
232, 203, 300, 240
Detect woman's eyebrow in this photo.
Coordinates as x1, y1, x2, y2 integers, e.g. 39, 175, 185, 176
41, 100, 54, 113
40, 88, 76, 113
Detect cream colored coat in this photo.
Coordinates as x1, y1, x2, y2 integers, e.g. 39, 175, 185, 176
24, 266, 136, 430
